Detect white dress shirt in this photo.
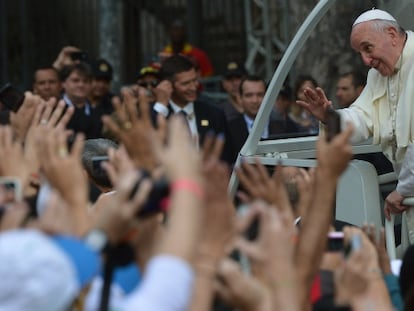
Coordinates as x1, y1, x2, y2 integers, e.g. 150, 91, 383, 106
243, 114, 269, 139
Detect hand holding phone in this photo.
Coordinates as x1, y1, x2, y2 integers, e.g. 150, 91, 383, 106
325, 108, 341, 142
0, 177, 22, 203
0, 83, 25, 112
327, 231, 344, 252
70, 51, 88, 62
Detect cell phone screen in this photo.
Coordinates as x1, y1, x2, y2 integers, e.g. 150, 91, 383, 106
325, 108, 341, 142
0, 83, 25, 112
327, 231, 344, 252
0, 177, 22, 203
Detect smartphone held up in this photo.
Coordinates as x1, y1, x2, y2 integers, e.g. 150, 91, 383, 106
325, 108, 341, 142
0, 83, 25, 112
0, 177, 23, 204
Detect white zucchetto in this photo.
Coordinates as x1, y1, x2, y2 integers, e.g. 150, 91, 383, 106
353, 8, 397, 27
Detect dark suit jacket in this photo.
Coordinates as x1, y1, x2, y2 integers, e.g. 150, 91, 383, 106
227, 113, 305, 161
152, 100, 235, 165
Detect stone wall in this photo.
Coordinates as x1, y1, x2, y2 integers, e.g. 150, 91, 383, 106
287, 1, 378, 100
285, 0, 414, 100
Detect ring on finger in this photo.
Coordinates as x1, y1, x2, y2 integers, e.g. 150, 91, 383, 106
123, 121, 132, 130
58, 147, 68, 158
40, 119, 48, 125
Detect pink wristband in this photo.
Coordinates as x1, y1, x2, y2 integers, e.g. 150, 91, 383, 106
171, 179, 205, 200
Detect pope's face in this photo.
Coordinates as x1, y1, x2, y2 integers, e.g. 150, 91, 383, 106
350, 22, 401, 77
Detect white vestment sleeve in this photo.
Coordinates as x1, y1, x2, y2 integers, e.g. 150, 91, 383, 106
338, 108, 371, 144
396, 143, 414, 196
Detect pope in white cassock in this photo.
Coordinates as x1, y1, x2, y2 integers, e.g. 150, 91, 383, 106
297, 8, 414, 243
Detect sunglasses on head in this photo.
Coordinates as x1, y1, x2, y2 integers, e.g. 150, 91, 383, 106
138, 80, 159, 88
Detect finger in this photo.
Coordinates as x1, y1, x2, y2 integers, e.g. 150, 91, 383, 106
111, 95, 122, 108
56, 128, 69, 157
214, 279, 232, 302
102, 115, 122, 139
303, 87, 318, 101
315, 87, 329, 103
138, 95, 151, 124
116, 171, 140, 202
3, 126, 12, 148
201, 131, 215, 161
235, 204, 260, 234
379, 227, 386, 249
211, 133, 225, 161
156, 114, 167, 143
240, 160, 261, 182
235, 166, 256, 195
45, 97, 61, 126
256, 201, 282, 239
114, 146, 135, 174
272, 165, 294, 219
234, 236, 260, 260
113, 96, 127, 123
124, 90, 138, 123
151, 129, 164, 165
56, 101, 75, 129
0, 127, 4, 149
296, 100, 309, 109
169, 115, 193, 145
40, 98, 55, 123
384, 205, 391, 221
235, 190, 251, 204
70, 133, 85, 158
102, 161, 118, 186
254, 158, 271, 182
31, 99, 47, 126
130, 179, 153, 215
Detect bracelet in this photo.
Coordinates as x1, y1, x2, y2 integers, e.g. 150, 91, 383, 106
171, 179, 205, 200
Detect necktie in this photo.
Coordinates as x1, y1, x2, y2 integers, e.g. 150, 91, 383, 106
176, 110, 191, 134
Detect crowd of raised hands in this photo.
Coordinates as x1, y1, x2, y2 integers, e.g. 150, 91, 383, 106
0, 86, 409, 311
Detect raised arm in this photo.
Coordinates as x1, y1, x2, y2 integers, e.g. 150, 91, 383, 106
295, 125, 354, 309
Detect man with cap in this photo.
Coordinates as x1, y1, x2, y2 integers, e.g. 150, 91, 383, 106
136, 65, 161, 104
89, 58, 119, 138
297, 8, 414, 239
89, 58, 115, 115
219, 61, 248, 122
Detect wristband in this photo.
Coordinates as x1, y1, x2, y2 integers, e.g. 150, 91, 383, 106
84, 229, 109, 254
171, 179, 204, 200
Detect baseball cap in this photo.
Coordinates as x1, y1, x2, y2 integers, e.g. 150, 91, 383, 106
91, 58, 113, 80
137, 65, 160, 80
0, 229, 101, 311
223, 61, 248, 78
353, 8, 397, 27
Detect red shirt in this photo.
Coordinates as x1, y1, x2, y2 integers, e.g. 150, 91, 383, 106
161, 43, 214, 77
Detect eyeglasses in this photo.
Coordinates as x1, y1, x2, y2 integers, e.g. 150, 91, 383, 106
138, 80, 159, 88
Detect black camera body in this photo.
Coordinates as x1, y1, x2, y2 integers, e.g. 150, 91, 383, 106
0, 83, 25, 112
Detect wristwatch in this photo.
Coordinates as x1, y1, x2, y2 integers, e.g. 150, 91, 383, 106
84, 229, 109, 254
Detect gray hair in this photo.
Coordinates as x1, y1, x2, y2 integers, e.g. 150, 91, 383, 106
369, 19, 405, 36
